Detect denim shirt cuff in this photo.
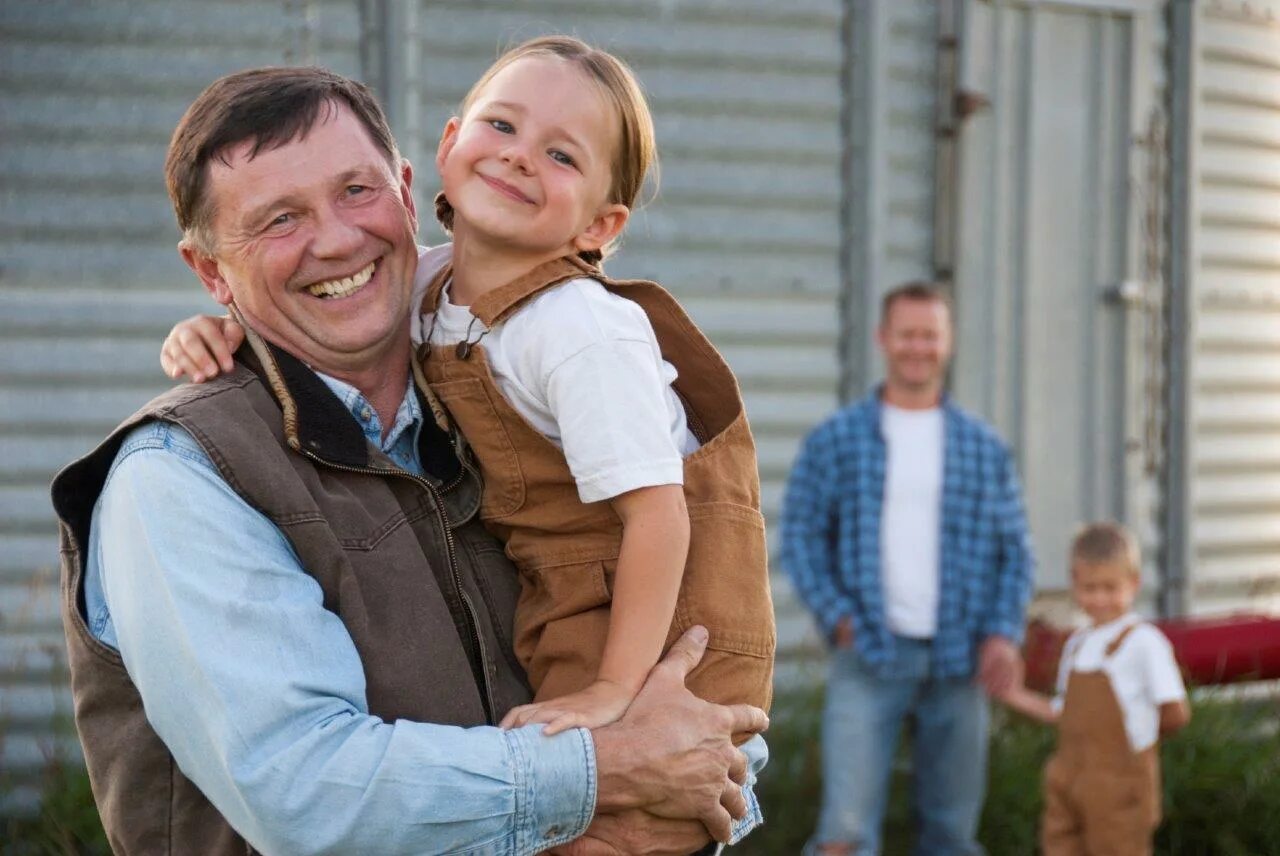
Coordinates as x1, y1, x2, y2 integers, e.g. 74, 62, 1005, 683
726, 733, 768, 846
727, 781, 764, 846
505, 725, 596, 854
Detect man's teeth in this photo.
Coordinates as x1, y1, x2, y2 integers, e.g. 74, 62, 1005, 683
307, 262, 375, 299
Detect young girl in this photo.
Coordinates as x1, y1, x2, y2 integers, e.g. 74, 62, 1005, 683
998, 522, 1189, 855
160, 36, 775, 735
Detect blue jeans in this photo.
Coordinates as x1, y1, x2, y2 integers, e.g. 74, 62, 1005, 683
806, 637, 989, 856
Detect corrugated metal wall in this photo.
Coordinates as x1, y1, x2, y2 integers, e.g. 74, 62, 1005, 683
405, 0, 848, 672
950, 0, 1165, 592
0, 0, 363, 814
845, 0, 940, 394
1184, 0, 1280, 615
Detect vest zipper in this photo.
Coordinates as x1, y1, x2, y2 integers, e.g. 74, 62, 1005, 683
293, 447, 498, 724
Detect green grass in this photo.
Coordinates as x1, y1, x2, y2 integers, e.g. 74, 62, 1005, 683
736, 684, 1280, 855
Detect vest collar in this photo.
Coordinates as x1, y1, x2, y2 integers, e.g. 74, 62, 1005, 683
234, 310, 460, 480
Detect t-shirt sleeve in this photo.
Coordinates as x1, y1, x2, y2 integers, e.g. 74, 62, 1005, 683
519, 280, 685, 504
1140, 626, 1188, 705
545, 338, 685, 503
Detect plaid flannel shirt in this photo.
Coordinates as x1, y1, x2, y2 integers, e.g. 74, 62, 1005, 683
781, 389, 1035, 679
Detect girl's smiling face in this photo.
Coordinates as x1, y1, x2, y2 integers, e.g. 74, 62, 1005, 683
435, 55, 629, 262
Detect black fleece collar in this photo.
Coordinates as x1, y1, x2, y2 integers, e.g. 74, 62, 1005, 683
244, 341, 460, 481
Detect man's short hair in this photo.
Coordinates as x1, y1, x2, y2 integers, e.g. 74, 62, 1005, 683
1071, 522, 1141, 577
165, 66, 399, 252
879, 281, 952, 328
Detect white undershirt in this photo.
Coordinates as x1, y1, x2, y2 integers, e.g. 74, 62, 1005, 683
412, 245, 699, 504
1052, 612, 1188, 752
879, 403, 944, 639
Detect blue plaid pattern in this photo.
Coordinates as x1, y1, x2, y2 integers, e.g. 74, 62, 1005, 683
781, 390, 1035, 679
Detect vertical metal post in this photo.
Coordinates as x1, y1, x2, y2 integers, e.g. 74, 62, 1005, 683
934, 0, 960, 284
358, 0, 422, 169
283, 0, 318, 65
838, 0, 869, 403
1161, 0, 1196, 619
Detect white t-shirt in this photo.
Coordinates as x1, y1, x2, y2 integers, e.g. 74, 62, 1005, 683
1052, 612, 1188, 752
411, 245, 699, 504
879, 403, 944, 639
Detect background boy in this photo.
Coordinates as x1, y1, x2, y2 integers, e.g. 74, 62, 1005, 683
1000, 522, 1190, 856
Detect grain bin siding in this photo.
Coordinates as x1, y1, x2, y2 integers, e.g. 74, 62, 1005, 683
0, 0, 363, 814
1183, 0, 1280, 615
408, 1, 846, 666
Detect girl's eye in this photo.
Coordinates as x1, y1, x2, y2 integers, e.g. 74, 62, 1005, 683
489, 119, 514, 134
549, 150, 575, 167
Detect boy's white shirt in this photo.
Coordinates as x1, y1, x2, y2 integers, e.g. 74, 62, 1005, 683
411, 244, 698, 504
1052, 611, 1188, 753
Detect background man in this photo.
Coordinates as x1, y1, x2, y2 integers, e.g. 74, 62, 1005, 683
51, 67, 765, 856
781, 282, 1035, 856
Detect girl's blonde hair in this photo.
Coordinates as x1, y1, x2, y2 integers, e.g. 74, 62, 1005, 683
434, 35, 658, 265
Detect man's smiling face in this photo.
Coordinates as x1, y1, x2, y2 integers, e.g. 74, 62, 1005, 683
182, 100, 419, 378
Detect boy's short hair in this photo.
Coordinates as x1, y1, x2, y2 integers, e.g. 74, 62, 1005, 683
1070, 522, 1141, 576
879, 281, 953, 328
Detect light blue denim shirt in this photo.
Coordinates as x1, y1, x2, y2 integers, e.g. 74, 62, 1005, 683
83, 371, 764, 854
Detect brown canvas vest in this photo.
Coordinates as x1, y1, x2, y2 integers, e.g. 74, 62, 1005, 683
417, 255, 775, 714
51, 335, 532, 855
1042, 623, 1162, 856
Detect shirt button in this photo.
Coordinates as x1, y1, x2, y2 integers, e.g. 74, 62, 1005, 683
360, 406, 373, 421
544, 826, 562, 839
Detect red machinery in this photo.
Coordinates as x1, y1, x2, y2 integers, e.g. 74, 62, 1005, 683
1023, 613, 1280, 693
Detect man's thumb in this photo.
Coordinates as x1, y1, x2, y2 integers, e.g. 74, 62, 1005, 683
659, 625, 709, 680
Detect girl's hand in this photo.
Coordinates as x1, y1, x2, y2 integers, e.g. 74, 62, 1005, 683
161, 314, 245, 382
499, 679, 637, 735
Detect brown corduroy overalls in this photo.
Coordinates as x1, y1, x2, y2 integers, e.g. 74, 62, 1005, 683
1041, 624, 1162, 856
417, 255, 775, 714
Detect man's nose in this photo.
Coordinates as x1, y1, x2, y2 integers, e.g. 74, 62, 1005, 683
310, 206, 364, 258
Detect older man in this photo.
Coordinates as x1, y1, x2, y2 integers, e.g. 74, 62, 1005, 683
782, 283, 1035, 856
51, 67, 766, 856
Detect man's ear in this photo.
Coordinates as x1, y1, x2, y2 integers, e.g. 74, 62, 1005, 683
179, 241, 234, 306
435, 117, 461, 175
399, 158, 418, 233
572, 204, 630, 255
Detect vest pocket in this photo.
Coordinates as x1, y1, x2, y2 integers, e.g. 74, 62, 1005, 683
429, 377, 527, 520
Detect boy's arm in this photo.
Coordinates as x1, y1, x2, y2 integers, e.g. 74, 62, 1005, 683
1144, 626, 1191, 736
600, 484, 690, 692
501, 484, 689, 734
161, 314, 245, 381
1159, 699, 1191, 736
998, 684, 1059, 725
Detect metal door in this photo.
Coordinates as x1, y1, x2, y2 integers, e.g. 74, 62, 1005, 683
949, 0, 1163, 591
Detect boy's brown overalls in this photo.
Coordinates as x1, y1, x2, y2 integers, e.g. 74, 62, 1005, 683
1042, 624, 1162, 856
417, 255, 775, 713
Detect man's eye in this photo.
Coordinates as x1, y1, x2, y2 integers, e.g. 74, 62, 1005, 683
346, 185, 367, 196
268, 213, 292, 228
489, 119, 514, 134
549, 150, 575, 167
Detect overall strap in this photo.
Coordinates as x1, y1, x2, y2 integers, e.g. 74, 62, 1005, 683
1104, 622, 1141, 657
